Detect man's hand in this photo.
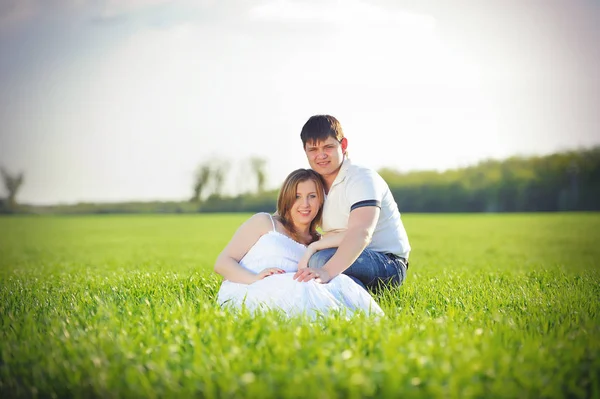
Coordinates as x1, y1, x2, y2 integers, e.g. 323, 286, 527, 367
293, 267, 332, 284
253, 268, 285, 283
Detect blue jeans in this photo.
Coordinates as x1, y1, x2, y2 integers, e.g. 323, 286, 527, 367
308, 248, 407, 291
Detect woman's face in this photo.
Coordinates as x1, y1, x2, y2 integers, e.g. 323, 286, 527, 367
290, 179, 320, 228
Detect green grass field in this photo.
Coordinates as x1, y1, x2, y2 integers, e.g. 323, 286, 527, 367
1, 213, 599, 398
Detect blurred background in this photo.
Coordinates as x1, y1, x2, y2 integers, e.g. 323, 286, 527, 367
0, 0, 598, 213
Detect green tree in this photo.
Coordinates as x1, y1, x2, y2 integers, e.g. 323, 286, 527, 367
249, 157, 267, 194
249, 157, 267, 193
191, 158, 230, 202
211, 159, 230, 198
191, 164, 212, 202
0, 166, 24, 210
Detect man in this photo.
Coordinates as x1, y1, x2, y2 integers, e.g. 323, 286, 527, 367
293, 115, 411, 290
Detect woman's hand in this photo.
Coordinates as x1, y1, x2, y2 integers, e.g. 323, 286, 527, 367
293, 267, 332, 284
253, 268, 285, 283
297, 244, 316, 270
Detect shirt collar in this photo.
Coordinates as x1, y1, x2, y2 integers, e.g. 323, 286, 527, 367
330, 157, 351, 189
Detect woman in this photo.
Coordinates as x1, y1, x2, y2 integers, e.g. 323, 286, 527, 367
214, 169, 383, 318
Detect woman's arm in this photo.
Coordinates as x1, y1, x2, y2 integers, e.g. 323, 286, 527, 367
297, 229, 347, 270
214, 213, 283, 284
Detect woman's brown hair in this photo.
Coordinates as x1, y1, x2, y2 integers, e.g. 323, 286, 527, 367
275, 169, 325, 245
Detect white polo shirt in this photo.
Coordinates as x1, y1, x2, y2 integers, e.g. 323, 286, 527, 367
322, 159, 411, 259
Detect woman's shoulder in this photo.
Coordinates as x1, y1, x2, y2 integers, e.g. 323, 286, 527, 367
244, 212, 275, 232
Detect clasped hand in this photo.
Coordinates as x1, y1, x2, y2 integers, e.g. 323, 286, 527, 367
293, 267, 332, 283
253, 266, 331, 284
295, 244, 332, 283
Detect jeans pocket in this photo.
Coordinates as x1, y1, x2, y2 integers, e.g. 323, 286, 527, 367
385, 259, 404, 286
396, 260, 407, 284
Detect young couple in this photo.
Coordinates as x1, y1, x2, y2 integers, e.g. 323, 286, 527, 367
214, 115, 411, 318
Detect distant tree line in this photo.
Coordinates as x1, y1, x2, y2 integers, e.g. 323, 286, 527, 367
380, 146, 600, 212
2, 147, 599, 214
15, 191, 279, 215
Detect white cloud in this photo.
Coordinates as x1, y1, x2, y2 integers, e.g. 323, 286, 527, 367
250, 0, 435, 30
0, 0, 40, 30
0, 0, 88, 24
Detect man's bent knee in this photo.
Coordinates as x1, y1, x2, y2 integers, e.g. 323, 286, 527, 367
307, 248, 336, 269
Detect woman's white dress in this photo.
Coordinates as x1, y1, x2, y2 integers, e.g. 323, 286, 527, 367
217, 217, 384, 318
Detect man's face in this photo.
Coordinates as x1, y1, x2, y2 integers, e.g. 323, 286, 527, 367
304, 137, 347, 179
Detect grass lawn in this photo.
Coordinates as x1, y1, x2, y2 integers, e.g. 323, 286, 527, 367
0, 213, 599, 398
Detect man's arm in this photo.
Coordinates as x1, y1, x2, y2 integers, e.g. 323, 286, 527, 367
297, 230, 347, 270
294, 206, 379, 282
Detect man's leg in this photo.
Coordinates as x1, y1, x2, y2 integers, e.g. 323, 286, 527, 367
308, 248, 407, 291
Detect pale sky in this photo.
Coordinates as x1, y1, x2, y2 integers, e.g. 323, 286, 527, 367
0, 0, 598, 205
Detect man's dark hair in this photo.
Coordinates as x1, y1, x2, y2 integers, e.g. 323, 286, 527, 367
300, 115, 345, 147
